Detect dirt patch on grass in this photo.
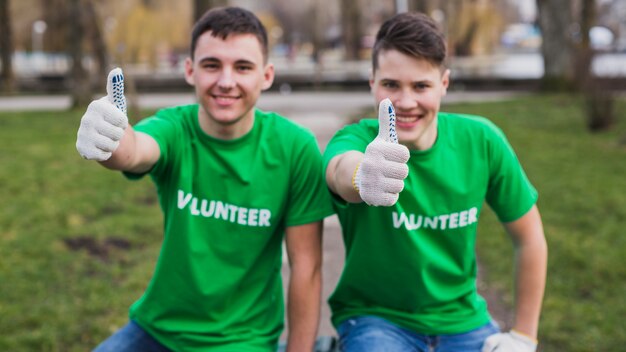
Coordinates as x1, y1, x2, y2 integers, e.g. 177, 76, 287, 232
63, 236, 132, 261
135, 193, 158, 206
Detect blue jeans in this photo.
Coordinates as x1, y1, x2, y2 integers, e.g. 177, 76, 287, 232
93, 321, 171, 352
336, 316, 499, 352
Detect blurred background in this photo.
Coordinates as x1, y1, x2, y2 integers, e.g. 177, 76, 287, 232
0, 1, 625, 351
1, 0, 626, 98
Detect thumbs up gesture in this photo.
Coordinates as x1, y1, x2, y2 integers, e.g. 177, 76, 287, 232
354, 99, 410, 206
76, 68, 128, 161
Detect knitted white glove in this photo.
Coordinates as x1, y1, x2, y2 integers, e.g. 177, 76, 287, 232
353, 98, 409, 206
76, 67, 128, 161
482, 330, 538, 352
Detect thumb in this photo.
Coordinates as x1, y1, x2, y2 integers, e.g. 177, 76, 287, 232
377, 98, 398, 143
106, 67, 127, 115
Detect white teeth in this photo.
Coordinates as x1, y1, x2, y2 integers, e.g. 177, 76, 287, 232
397, 116, 417, 122
215, 96, 237, 103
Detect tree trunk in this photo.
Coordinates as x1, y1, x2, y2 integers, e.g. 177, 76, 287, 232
68, 0, 92, 109
42, 0, 68, 52
194, 0, 229, 22
340, 0, 362, 60
408, 0, 433, 13
0, 0, 15, 93
83, 0, 108, 83
309, 2, 324, 90
536, 0, 576, 91
576, 0, 595, 86
578, 0, 614, 131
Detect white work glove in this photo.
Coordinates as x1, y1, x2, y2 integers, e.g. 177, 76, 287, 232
76, 67, 128, 161
482, 330, 538, 352
353, 98, 409, 206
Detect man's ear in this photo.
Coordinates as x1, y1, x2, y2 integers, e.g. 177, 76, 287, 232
441, 68, 451, 95
184, 57, 195, 86
261, 63, 275, 91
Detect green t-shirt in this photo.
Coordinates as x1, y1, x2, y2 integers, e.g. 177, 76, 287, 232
323, 112, 538, 335
124, 105, 334, 351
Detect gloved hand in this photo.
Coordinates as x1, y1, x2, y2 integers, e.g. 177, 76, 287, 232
353, 98, 409, 206
76, 67, 128, 161
482, 330, 538, 352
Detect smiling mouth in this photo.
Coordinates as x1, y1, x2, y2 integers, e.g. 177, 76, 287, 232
396, 114, 423, 126
212, 94, 240, 105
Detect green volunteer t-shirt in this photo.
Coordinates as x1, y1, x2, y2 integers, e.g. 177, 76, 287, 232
124, 105, 333, 351
323, 112, 538, 335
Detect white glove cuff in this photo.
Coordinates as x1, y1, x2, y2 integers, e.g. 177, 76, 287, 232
511, 329, 539, 346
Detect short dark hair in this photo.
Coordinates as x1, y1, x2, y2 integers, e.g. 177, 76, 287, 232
190, 7, 269, 62
372, 12, 446, 72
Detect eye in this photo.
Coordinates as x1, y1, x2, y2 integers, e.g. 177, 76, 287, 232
414, 82, 430, 90
237, 65, 254, 72
201, 62, 220, 70
382, 81, 399, 89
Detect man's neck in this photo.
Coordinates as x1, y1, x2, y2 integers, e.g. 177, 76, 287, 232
198, 109, 255, 140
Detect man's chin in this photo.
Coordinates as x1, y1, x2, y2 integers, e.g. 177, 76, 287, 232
211, 116, 244, 126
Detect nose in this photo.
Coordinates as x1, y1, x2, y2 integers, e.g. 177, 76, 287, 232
393, 91, 417, 111
217, 68, 235, 90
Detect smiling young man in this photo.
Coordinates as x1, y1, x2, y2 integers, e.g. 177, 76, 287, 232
76, 7, 333, 352
324, 12, 548, 352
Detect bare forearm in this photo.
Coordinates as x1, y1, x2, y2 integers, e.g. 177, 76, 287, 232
286, 268, 321, 352
100, 128, 156, 173
512, 238, 547, 338
99, 126, 136, 170
326, 151, 364, 203
512, 230, 547, 338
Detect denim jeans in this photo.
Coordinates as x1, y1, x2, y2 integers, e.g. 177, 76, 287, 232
336, 316, 500, 352
92, 321, 171, 352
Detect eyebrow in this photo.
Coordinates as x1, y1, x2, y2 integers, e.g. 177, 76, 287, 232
197, 57, 256, 66
380, 78, 432, 84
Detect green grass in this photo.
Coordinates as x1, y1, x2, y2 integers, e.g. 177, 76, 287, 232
0, 94, 625, 351
0, 109, 162, 351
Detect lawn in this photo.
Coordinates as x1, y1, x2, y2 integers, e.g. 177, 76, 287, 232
0, 94, 624, 351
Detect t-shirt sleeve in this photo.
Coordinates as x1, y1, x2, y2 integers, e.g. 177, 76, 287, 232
484, 124, 538, 222
285, 130, 335, 226
322, 121, 373, 174
122, 109, 178, 181
322, 120, 375, 209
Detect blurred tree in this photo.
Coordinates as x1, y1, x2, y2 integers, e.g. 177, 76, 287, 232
68, 0, 92, 108
308, 2, 325, 89
577, 0, 614, 131
443, 0, 505, 56
270, 1, 300, 53
538, 0, 614, 130
194, 0, 228, 22
0, 0, 15, 93
84, 0, 108, 84
341, 0, 363, 60
309, 2, 326, 64
109, 2, 189, 66
408, 0, 433, 13
536, 0, 576, 90
42, 0, 68, 52
577, 0, 594, 82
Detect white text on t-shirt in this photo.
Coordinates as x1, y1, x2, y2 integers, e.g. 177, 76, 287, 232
177, 190, 272, 227
392, 207, 478, 231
